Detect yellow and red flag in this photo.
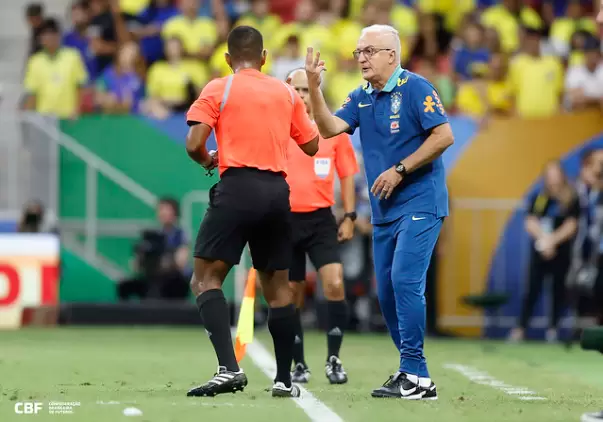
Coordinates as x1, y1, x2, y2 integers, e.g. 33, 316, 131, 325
234, 268, 257, 362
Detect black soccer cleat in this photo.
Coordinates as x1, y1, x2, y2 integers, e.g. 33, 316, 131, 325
291, 363, 311, 383
271, 382, 301, 398
325, 356, 348, 385
371, 372, 424, 400
421, 381, 438, 400
187, 366, 248, 397
582, 411, 603, 422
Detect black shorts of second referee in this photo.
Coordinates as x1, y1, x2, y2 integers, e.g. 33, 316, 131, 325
289, 207, 341, 282
194, 167, 292, 272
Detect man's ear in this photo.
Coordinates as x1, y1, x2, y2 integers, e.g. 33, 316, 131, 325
224, 52, 232, 70
285, 76, 292, 84
261, 49, 267, 66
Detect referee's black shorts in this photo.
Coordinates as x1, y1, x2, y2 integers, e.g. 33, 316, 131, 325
194, 167, 291, 272
290, 207, 341, 282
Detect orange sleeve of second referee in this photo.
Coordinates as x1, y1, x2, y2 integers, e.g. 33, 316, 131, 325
290, 89, 319, 145
334, 133, 359, 178
186, 78, 225, 128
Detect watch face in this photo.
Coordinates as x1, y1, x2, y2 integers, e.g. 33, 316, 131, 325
396, 164, 405, 173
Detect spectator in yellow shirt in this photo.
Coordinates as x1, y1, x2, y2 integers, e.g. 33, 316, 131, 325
481, 0, 543, 53
23, 18, 88, 119
508, 27, 564, 118
142, 38, 209, 119
456, 53, 512, 119
162, 0, 219, 60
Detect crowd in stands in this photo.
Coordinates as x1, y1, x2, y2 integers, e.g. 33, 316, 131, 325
21, 0, 603, 121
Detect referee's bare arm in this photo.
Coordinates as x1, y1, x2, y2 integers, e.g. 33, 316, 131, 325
305, 48, 350, 139
186, 79, 223, 168
186, 123, 213, 167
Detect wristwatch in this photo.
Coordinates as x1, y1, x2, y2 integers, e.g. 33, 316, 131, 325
343, 212, 357, 222
395, 162, 407, 176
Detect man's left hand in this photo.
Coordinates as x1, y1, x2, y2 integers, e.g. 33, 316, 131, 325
371, 167, 403, 200
203, 150, 218, 171
338, 218, 354, 242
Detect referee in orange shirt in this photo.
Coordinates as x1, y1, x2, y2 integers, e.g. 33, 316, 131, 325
285, 69, 360, 385
184, 26, 319, 399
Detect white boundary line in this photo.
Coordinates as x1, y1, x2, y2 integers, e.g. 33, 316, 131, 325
246, 340, 344, 422
444, 363, 546, 401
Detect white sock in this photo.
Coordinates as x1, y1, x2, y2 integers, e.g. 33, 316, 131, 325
419, 377, 431, 388
405, 373, 419, 384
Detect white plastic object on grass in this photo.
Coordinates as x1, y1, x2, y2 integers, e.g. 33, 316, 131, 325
123, 407, 143, 416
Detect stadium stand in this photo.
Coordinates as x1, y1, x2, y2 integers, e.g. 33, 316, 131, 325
16, 0, 598, 117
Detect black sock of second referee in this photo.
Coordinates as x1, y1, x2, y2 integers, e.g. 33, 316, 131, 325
268, 304, 296, 388
292, 309, 306, 367
196, 289, 239, 373
327, 300, 349, 359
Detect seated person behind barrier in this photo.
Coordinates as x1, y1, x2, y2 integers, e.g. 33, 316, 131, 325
118, 197, 190, 300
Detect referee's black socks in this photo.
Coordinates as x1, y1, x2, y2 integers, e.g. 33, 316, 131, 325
292, 309, 306, 367
196, 289, 240, 373
326, 300, 349, 359
268, 304, 296, 388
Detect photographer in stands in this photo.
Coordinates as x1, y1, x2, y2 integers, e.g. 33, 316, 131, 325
117, 197, 190, 301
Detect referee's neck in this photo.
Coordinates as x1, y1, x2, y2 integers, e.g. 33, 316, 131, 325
232, 62, 261, 73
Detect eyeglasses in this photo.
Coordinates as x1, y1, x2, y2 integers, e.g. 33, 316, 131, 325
352, 47, 393, 60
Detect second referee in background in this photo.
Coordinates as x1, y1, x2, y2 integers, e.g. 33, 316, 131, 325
285, 69, 360, 385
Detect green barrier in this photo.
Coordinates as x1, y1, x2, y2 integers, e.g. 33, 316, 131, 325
60, 247, 117, 302
58, 116, 237, 302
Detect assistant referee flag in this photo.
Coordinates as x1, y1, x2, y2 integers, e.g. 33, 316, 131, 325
234, 268, 257, 362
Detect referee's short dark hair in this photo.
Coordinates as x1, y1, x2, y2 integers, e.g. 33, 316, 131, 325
227, 25, 264, 62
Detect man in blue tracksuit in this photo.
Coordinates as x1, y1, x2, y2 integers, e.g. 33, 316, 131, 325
305, 24, 454, 400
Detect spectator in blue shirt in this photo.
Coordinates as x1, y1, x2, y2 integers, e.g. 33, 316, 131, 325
95, 41, 144, 114
452, 20, 490, 81
63, 0, 98, 80
132, 0, 179, 64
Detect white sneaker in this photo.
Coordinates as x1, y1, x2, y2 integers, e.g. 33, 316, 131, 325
271, 382, 301, 398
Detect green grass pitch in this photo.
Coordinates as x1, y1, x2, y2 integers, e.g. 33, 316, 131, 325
1, 327, 602, 422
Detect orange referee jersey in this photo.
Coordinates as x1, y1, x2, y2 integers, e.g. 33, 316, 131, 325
287, 128, 359, 213
186, 69, 318, 176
